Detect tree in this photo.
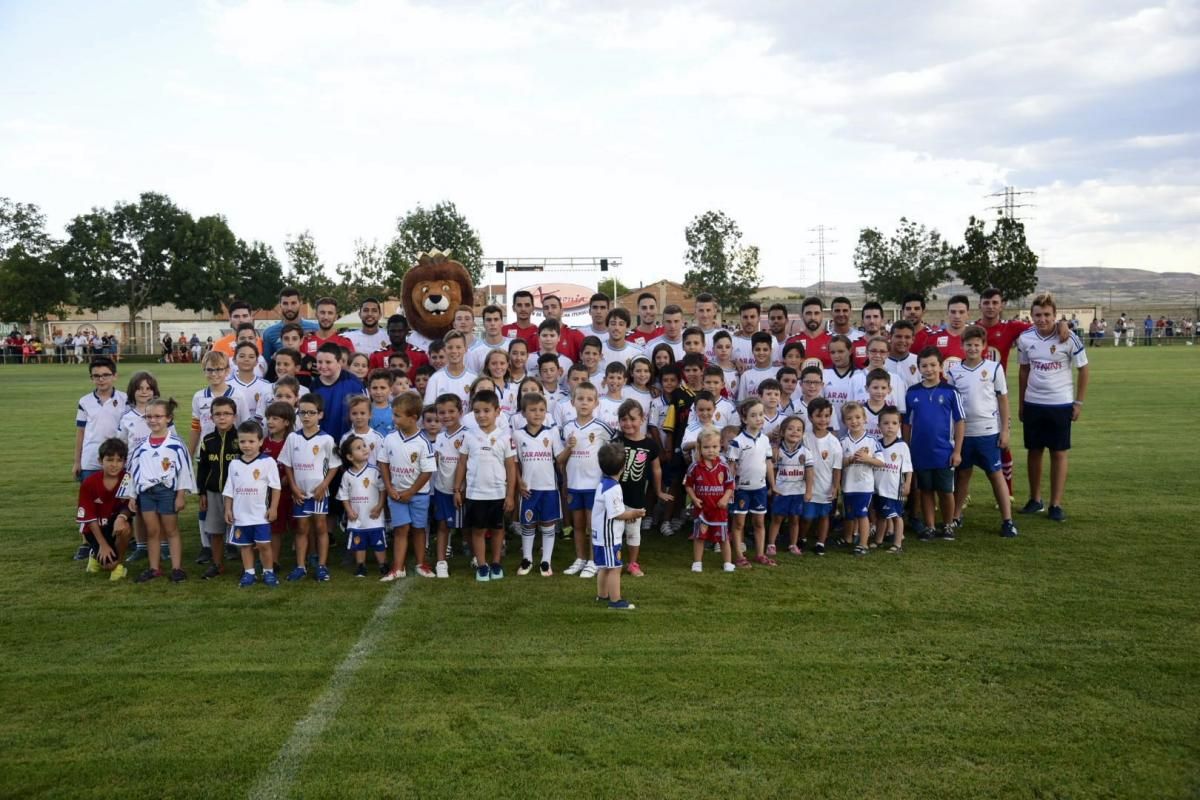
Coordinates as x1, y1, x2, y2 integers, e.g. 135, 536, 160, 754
0, 198, 71, 326
58, 192, 193, 353
389, 201, 484, 286
681, 210, 762, 314
334, 239, 398, 309
954, 214, 1039, 301
171, 214, 241, 315
234, 240, 286, 312
854, 217, 954, 304
284, 230, 333, 306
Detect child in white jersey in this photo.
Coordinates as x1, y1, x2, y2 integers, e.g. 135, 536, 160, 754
380, 393, 436, 581
736, 332, 777, 402
804, 398, 843, 556
597, 363, 628, 428
278, 393, 341, 582
591, 442, 645, 610
224, 420, 281, 587
130, 398, 196, 584
758, 379, 785, 441
512, 393, 563, 576
231, 341, 272, 423
770, 415, 813, 557
337, 434, 388, 578
727, 398, 776, 567
556, 382, 614, 579
430, 394, 466, 578
872, 407, 912, 553
117, 370, 165, 562
840, 402, 884, 556
341, 396, 385, 466
453, 390, 517, 582
823, 335, 865, 435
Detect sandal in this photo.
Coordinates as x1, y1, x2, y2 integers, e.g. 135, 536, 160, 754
887, 545, 903, 554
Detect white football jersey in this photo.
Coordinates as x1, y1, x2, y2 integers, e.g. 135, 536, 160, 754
340, 428, 385, 467
1017, 329, 1087, 406
774, 444, 812, 497
423, 366, 477, 408
946, 360, 1007, 437
278, 430, 341, 497
457, 426, 516, 500
762, 409, 784, 440
726, 430, 772, 490
730, 334, 756, 371
129, 432, 197, 494
553, 394, 579, 429
887, 354, 921, 393
841, 432, 882, 494
648, 395, 670, 432
431, 425, 466, 494
117, 407, 177, 455
191, 385, 251, 440
343, 328, 389, 355
600, 340, 645, 371
513, 424, 563, 492
822, 367, 866, 433
337, 464, 386, 530
76, 390, 129, 471
862, 402, 892, 440
736, 366, 777, 402
561, 417, 615, 490
721, 367, 740, 398
597, 395, 624, 429
230, 374, 273, 422
805, 431, 844, 504
378, 431, 435, 494
874, 438, 913, 500
647, 335, 685, 361
223, 455, 280, 526
713, 397, 741, 430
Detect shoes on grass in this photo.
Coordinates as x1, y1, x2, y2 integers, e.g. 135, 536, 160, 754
195, 547, 213, 565
169, 568, 187, 583
539, 561, 552, 577
1047, 505, 1067, 522
563, 558, 585, 576
1000, 520, 1018, 538
1019, 499, 1045, 514
263, 571, 279, 587
286, 566, 307, 582
517, 559, 534, 576
436, 561, 450, 579
579, 561, 597, 579
202, 563, 224, 580
239, 572, 257, 588
135, 568, 160, 583
628, 562, 644, 577
109, 563, 128, 582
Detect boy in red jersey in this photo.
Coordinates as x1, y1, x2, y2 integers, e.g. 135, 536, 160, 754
76, 438, 135, 580
683, 427, 735, 573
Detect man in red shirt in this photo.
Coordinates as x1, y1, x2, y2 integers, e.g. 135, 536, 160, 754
368, 314, 429, 381
542, 294, 583, 362
902, 292, 940, 352
926, 294, 969, 367
829, 296, 866, 367
502, 290, 538, 345
786, 296, 833, 368
299, 297, 354, 372
852, 301, 886, 367
628, 292, 664, 346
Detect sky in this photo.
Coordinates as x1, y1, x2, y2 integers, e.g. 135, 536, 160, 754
2, 0, 1198, 288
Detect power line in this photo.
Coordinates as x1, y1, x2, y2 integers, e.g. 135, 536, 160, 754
808, 225, 836, 298
986, 186, 1036, 221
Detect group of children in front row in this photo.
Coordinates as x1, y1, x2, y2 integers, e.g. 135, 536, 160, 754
76, 322, 1016, 611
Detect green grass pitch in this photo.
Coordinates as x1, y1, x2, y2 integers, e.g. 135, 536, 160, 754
0, 348, 1197, 799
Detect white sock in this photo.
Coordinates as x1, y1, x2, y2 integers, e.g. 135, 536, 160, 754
245, 568, 255, 575
520, 525, 535, 561
539, 524, 556, 564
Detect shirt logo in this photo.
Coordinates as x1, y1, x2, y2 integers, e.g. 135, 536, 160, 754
362, 477, 370, 488
410, 451, 419, 463
1050, 344, 1057, 354
588, 432, 596, 443
489, 436, 497, 447
909, 365, 917, 374
312, 445, 320, 455
253, 468, 261, 480
454, 437, 463, 449
891, 453, 898, 462
112, 399, 119, 407
981, 369, 989, 379
821, 450, 828, 459
543, 437, 550, 447
160, 457, 171, 471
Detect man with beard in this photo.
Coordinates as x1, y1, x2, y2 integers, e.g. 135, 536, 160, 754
542, 294, 583, 361
693, 293, 721, 360
902, 293, 941, 353
628, 292, 664, 347
730, 301, 761, 371
211, 300, 262, 360
343, 297, 389, 354
767, 303, 792, 366
502, 290, 538, 346
368, 313, 429, 380
852, 301, 886, 368
299, 297, 354, 372
263, 287, 319, 360
786, 297, 833, 368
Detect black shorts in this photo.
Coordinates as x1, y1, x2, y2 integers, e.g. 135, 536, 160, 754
464, 498, 505, 531
1023, 403, 1072, 452
82, 516, 123, 559
914, 468, 955, 493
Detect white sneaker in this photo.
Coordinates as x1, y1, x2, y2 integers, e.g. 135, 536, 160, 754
563, 558, 586, 576
379, 569, 405, 583
691, 561, 703, 573
660, 521, 676, 537
723, 562, 736, 573
641, 517, 652, 531
435, 560, 449, 579
580, 561, 597, 578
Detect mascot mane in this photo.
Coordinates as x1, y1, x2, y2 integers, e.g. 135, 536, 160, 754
400, 248, 475, 347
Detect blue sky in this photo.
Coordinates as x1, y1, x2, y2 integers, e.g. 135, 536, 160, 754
2, 0, 1197, 286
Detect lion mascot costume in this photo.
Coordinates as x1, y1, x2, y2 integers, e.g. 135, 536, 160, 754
400, 249, 475, 352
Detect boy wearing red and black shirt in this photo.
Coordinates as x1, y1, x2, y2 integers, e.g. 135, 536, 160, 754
76, 438, 135, 579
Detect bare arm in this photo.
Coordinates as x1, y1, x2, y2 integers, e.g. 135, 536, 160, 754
73, 427, 85, 478
1073, 364, 1089, 421
1018, 364, 1030, 422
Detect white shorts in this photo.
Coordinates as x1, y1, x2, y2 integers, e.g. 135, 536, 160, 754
623, 518, 642, 548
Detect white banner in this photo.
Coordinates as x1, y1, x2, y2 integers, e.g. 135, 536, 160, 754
505, 270, 600, 328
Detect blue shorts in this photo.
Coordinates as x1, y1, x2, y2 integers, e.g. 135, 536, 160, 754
843, 491, 873, 520
803, 501, 833, 521
388, 493, 430, 530
593, 542, 623, 569
771, 493, 805, 517
348, 527, 387, 552
293, 497, 329, 518
961, 434, 1003, 473
521, 489, 562, 525
432, 490, 462, 528
137, 484, 177, 516
230, 523, 272, 546
567, 489, 595, 512
731, 487, 768, 515
874, 496, 905, 520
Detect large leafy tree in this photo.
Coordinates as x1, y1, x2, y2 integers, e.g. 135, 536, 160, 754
334, 239, 404, 309
0, 198, 71, 326
284, 230, 333, 306
389, 201, 484, 286
954, 214, 1039, 301
854, 217, 954, 303
234, 240, 286, 311
57, 192, 194, 352
681, 210, 761, 314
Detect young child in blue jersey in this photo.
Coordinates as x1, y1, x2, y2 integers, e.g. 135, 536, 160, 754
840, 402, 884, 556
727, 398, 776, 567
872, 407, 912, 553
337, 434, 388, 578
130, 398, 196, 583
367, 369, 395, 437
223, 421, 281, 587
770, 415, 812, 556
904, 346, 965, 541
379, 393, 436, 581
591, 442, 645, 610
512, 393, 563, 576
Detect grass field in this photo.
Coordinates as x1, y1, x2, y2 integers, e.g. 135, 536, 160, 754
1, 348, 1198, 799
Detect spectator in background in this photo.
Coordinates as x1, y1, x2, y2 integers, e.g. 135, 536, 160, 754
161, 333, 173, 363
190, 333, 202, 362
1143, 315, 1153, 345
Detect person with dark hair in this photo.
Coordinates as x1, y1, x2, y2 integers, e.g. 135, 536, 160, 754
786, 297, 833, 368
540, 294, 584, 361
503, 290, 538, 345
263, 287, 320, 360
76, 437, 134, 581
212, 300, 261, 360
629, 292, 663, 347
367, 314, 429, 381
693, 293, 721, 359
312, 341, 366, 442
344, 296, 388, 355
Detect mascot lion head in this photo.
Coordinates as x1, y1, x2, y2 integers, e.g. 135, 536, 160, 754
400, 249, 475, 343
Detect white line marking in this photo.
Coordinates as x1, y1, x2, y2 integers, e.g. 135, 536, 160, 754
248, 583, 410, 800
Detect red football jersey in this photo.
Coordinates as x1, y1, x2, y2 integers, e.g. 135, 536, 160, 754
848, 336, 869, 369
975, 318, 1031, 372
300, 331, 354, 361
628, 326, 664, 347
914, 328, 966, 367
557, 325, 584, 362
501, 323, 538, 348
786, 331, 833, 369
684, 458, 734, 525
368, 345, 429, 381
76, 471, 131, 526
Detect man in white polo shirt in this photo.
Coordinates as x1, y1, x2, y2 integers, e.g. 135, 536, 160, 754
1016, 292, 1089, 523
